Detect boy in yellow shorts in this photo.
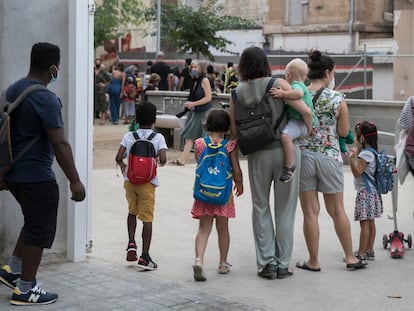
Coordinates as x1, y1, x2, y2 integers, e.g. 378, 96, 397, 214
115, 101, 167, 270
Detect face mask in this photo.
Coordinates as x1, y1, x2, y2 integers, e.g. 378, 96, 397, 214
191, 69, 199, 78
328, 76, 335, 89
50, 65, 59, 84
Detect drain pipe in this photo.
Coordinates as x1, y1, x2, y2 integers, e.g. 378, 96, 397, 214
349, 0, 354, 52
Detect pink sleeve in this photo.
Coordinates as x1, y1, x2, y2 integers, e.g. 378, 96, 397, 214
194, 138, 205, 158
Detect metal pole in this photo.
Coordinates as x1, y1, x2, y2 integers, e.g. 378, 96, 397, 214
363, 44, 367, 99
156, 0, 161, 53
349, 0, 354, 52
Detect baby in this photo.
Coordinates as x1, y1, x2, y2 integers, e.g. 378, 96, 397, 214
271, 58, 315, 182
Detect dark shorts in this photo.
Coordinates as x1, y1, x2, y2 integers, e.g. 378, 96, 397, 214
7, 180, 59, 249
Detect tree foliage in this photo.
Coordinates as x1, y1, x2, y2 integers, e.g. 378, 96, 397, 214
144, 0, 256, 60
94, 0, 146, 49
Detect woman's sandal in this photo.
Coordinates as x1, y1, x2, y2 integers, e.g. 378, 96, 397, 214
193, 259, 206, 281
218, 262, 232, 274
170, 159, 185, 166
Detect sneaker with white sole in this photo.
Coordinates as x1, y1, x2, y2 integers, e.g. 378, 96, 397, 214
137, 255, 158, 271
0, 265, 20, 289
126, 242, 138, 262
10, 281, 58, 306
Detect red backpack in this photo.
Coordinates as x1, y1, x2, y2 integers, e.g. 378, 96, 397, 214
127, 132, 157, 184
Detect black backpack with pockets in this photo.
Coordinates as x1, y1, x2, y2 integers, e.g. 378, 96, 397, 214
232, 78, 287, 155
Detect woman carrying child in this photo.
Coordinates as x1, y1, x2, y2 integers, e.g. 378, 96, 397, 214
349, 121, 383, 264
191, 109, 243, 281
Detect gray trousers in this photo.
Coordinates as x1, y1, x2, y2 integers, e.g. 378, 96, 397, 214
247, 143, 300, 269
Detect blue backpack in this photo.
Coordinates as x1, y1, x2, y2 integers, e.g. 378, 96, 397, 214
362, 147, 394, 195
193, 137, 232, 205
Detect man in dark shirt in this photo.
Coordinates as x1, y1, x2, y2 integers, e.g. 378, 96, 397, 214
0, 42, 85, 306
150, 51, 172, 91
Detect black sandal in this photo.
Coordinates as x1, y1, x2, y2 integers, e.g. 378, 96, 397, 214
279, 166, 296, 182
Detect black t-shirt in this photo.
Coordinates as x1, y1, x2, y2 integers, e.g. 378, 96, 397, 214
151, 61, 171, 91
180, 67, 193, 91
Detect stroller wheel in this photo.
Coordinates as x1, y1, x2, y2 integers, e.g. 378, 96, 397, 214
383, 234, 388, 249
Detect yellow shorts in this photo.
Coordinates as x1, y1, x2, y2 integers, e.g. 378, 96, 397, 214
124, 181, 155, 222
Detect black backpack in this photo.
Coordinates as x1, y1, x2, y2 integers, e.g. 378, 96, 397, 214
0, 84, 49, 180
232, 78, 287, 155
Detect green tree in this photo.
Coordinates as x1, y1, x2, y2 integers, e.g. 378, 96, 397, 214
144, 0, 256, 60
94, 0, 146, 49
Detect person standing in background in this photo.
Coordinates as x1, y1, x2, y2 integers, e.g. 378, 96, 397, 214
178, 58, 193, 91
94, 58, 110, 125
171, 61, 212, 166
107, 62, 126, 125
151, 52, 171, 91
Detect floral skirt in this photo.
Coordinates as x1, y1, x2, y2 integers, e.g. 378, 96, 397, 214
191, 193, 235, 219
354, 188, 383, 221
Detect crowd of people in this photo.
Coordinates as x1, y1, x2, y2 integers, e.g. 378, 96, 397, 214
89, 48, 414, 284
2, 43, 414, 307
93, 51, 240, 126
114, 47, 410, 284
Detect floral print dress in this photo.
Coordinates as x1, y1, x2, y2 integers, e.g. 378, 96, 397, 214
353, 149, 383, 221
300, 88, 344, 162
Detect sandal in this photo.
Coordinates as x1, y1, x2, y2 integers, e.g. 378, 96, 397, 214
279, 166, 296, 182
218, 262, 232, 274
193, 259, 206, 281
170, 159, 185, 166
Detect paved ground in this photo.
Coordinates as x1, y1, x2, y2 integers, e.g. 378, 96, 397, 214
1, 123, 414, 310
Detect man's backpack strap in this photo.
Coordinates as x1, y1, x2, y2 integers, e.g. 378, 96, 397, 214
3, 84, 49, 114
132, 132, 140, 140
6, 84, 50, 165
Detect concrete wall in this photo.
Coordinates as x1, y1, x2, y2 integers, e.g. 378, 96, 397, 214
372, 61, 394, 101
393, 1, 414, 101
0, 0, 70, 260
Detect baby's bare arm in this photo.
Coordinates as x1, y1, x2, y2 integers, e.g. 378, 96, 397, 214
270, 79, 303, 100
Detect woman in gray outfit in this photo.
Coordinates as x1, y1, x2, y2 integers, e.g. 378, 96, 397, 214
229, 47, 303, 279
